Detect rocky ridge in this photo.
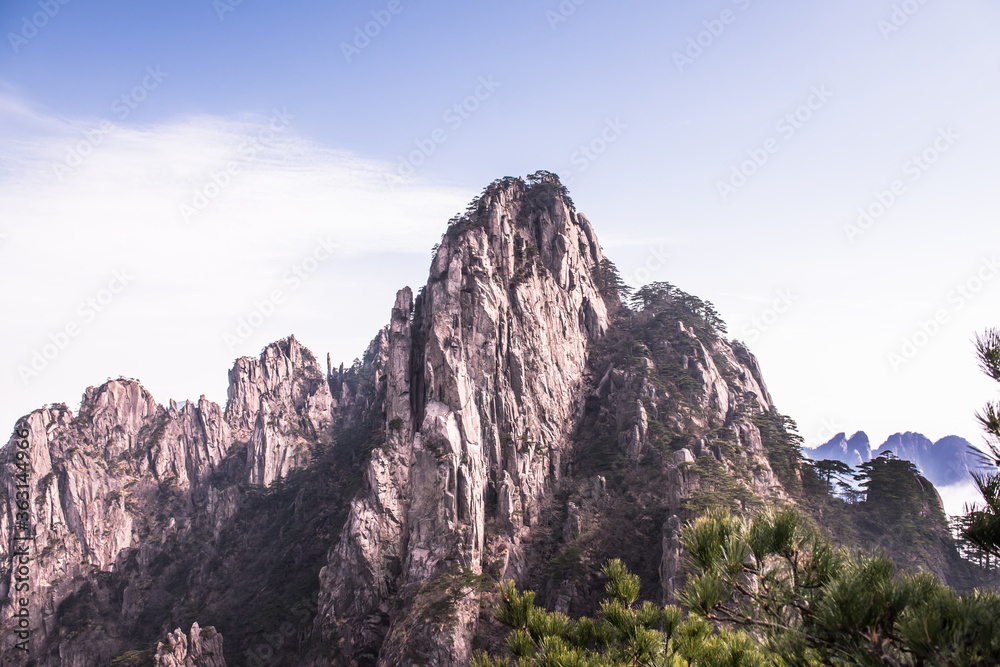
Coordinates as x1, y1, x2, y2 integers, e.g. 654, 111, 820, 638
154, 623, 226, 667
0, 335, 332, 664
0, 174, 863, 666
308, 176, 793, 663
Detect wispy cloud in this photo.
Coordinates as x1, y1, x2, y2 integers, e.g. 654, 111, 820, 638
938, 479, 982, 518
0, 92, 471, 433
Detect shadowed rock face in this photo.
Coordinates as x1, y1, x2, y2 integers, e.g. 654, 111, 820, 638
0, 175, 806, 666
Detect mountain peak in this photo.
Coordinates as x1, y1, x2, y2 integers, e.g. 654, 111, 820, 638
6, 174, 980, 667
848, 431, 871, 447
429, 172, 603, 296
807, 429, 991, 488
806, 430, 872, 467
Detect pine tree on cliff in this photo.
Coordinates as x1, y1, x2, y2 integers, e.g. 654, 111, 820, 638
962, 328, 1000, 559
853, 451, 924, 509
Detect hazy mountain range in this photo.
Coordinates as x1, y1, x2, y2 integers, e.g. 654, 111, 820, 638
804, 431, 994, 487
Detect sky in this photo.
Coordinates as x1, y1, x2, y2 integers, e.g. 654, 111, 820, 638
1, 0, 998, 513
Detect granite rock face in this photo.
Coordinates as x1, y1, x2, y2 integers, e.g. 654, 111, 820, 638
152, 396, 232, 489
316, 176, 611, 665
226, 335, 334, 486
0, 383, 234, 661
154, 623, 226, 667
532, 299, 785, 613
0, 334, 336, 664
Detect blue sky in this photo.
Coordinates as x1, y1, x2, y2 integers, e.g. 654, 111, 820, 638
2, 0, 999, 512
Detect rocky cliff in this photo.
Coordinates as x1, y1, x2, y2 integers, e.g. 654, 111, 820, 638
315, 174, 613, 665
0, 335, 332, 664
227, 335, 333, 486
0, 173, 976, 667
154, 623, 226, 667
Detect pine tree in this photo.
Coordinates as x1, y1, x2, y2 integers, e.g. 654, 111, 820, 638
481, 507, 1000, 666
592, 259, 632, 304
853, 453, 923, 508
812, 459, 853, 491
476, 558, 769, 666
961, 328, 1000, 559
678, 506, 1000, 664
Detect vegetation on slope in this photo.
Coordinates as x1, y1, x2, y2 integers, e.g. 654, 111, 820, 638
503, 259, 994, 661
477, 507, 1000, 666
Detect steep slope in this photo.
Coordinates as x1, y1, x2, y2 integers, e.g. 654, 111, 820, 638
849, 454, 982, 588
314, 174, 612, 665
226, 335, 334, 486
488, 282, 795, 638
311, 176, 794, 665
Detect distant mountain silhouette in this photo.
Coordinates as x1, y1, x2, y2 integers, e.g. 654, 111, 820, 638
805, 431, 994, 487
806, 431, 872, 467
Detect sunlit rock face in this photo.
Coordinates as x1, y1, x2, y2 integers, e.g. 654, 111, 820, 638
226, 335, 334, 486
316, 175, 612, 665
154, 623, 227, 667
